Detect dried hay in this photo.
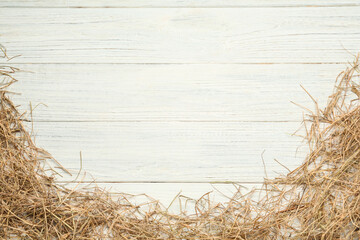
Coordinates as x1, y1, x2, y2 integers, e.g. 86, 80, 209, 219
1, 50, 360, 239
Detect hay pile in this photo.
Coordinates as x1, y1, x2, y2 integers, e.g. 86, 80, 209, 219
1, 51, 360, 239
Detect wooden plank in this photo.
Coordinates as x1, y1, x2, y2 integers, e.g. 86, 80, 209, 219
0, 8, 359, 64
0, 0, 359, 8
8, 63, 341, 122
64, 182, 261, 211
30, 121, 308, 183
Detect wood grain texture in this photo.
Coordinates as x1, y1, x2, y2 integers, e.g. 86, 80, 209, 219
0, 0, 359, 8
8, 63, 341, 122
29, 121, 307, 183
0, 7, 359, 64
1, 2, 356, 196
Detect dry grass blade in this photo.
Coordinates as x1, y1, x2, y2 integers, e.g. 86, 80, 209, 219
1, 52, 360, 239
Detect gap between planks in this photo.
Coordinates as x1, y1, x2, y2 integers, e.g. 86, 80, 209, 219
1, 6, 359, 8
55, 181, 264, 184
22, 119, 299, 123
6, 62, 349, 65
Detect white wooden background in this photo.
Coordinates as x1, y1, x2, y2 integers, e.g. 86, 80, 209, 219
1, 0, 360, 206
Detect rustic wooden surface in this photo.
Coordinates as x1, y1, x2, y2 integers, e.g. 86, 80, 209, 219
1, 0, 360, 205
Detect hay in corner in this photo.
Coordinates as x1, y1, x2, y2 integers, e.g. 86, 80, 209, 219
1, 51, 360, 239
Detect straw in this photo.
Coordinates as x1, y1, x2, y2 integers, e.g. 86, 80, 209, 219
1, 51, 360, 239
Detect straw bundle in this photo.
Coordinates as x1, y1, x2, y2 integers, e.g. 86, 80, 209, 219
1, 49, 360, 239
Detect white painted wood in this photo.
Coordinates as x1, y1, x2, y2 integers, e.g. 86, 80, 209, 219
29, 121, 308, 183
8, 63, 340, 122
0, 8, 359, 64
1, 2, 356, 199
0, 0, 359, 8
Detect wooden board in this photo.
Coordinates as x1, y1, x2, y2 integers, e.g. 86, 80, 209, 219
0, 7, 359, 64
1, 0, 359, 8
8, 63, 340, 122
29, 121, 308, 183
